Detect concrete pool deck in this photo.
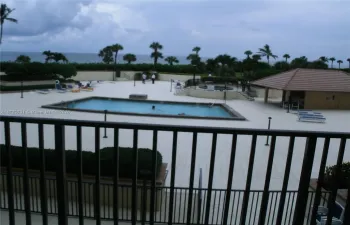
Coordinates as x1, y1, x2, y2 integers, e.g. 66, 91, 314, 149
0, 81, 349, 190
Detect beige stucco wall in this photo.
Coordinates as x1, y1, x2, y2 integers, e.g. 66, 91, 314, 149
74, 71, 194, 82
74, 71, 115, 81
304, 91, 350, 109
252, 87, 283, 99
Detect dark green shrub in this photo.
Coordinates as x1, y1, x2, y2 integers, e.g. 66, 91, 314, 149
0, 84, 55, 92
0, 75, 54, 81
3, 62, 77, 80
0, 145, 163, 180
323, 162, 350, 189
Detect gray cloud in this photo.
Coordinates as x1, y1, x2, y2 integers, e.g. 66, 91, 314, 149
1, 0, 349, 61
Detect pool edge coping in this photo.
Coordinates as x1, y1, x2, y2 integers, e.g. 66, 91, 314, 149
41, 96, 247, 121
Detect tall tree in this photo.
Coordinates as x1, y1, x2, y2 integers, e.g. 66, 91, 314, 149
329, 57, 336, 68
52, 53, 68, 63
187, 53, 201, 66
150, 42, 163, 68
43, 51, 53, 63
123, 53, 137, 64
0, 4, 18, 44
274, 61, 289, 70
257, 44, 278, 64
319, 56, 328, 63
283, 54, 291, 62
192, 46, 201, 55
206, 58, 218, 72
244, 50, 253, 59
214, 54, 237, 77
98, 46, 113, 64
15, 55, 31, 63
252, 54, 261, 61
337, 60, 343, 69
110, 44, 123, 66
347, 58, 350, 69
290, 56, 308, 68
164, 56, 179, 66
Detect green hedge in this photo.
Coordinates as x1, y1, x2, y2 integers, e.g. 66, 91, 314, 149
0, 84, 55, 92
323, 162, 350, 189
0, 145, 163, 180
2, 62, 77, 81
0, 75, 55, 81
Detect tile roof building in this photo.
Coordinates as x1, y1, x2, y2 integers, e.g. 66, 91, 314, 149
251, 69, 350, 109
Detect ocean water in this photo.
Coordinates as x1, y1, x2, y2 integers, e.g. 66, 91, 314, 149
0, 51, 198, 64
66, 98, 234, 118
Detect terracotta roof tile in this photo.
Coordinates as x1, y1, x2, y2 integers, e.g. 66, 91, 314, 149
251, 69, 350, 92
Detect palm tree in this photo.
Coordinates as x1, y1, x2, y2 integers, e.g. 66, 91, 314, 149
283, 54, 291, 63
123, 53, 137, 64
52, 53, 68, 63
164, 56, 179, 66
192, 46, 201, 55
110, 44, 123, 65
257, 44, 278, 64
244, 50, 253, 59
15, 55, 31, 63
329, 57, 336, 68
337, 60, 343, 69
0, 4, 18, 44
347, 58, 350, 69
319, 56, 328, 63
98, 46, 113, 64
43, 51, 53, 63
150, 42, 163, 67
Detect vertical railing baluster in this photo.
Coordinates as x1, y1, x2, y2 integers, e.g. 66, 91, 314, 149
21, 122, 32, 225
168, 131, 178, 225
55, 124, 68, 225
132, 129, 139, 225
292, 136, 317, 225
258, 135, 277, 225
38, 123, 48, 225
239, 134, 257, 225
325, 138, 346, 225
76, 126, 84, 225
186, 132, 198, 225
222, 134, 237, 225
94, 127, 101, 225
113, 128, 120, 225
5, 121, 15, 225
150, 130, 158, 225
204, 133, 218, 225
310, 137, 330, 225
275, 136, 295, 225
343, 184, 350, 225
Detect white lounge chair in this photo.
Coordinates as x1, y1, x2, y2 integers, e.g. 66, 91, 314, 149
316, 202, 344, 225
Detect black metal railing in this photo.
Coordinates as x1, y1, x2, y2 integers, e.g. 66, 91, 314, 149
0, 115, 349, 225
0, 173, 332, 224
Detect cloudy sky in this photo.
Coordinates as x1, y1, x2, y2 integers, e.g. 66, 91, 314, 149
1, 0, 349, 61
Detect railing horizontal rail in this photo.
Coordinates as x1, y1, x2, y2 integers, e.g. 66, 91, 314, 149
0, 173, 332, 225
1, 115, 350, 137
0, 116, 349, 225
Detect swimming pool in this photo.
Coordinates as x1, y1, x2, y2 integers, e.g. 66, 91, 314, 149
42, 97, 246, 120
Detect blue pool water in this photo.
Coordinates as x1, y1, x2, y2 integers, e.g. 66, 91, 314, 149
67, 99, 234, 118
